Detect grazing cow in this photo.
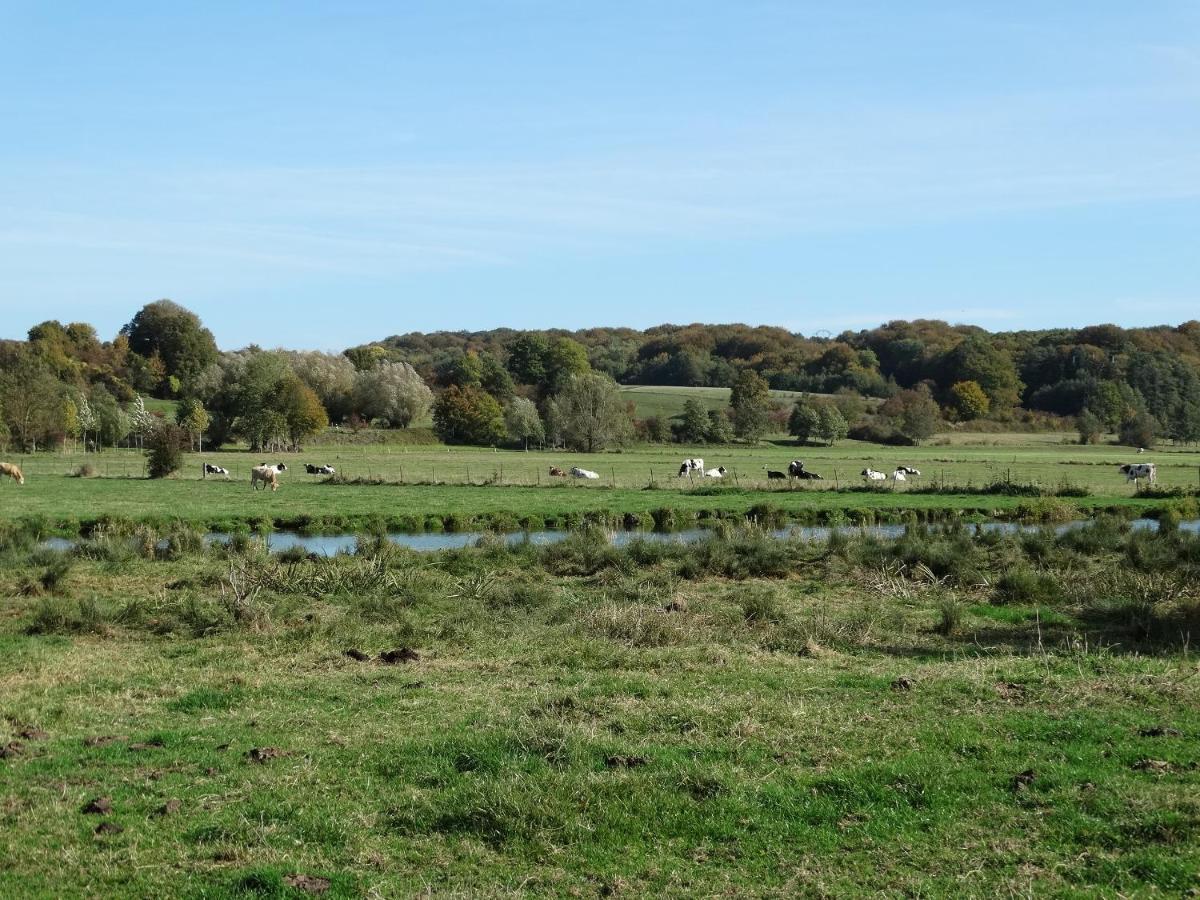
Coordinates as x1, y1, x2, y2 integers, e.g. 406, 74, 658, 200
1138, 447, 1146, 454
765, 468, 787, 480
678, 458, 704, 477
548, 466, 566, 477
0, 462, 25, 485
202, 463, 230, 479
304, 464, 335, 475
251, 463, 286, 492
862, 468, 887, 481
1119, 463, 1156, 484
796, 469, 822, 480
570, 467, 600, 480
892, 469, 907, 483
896, 466, 921, 477
704, 466, 727, 478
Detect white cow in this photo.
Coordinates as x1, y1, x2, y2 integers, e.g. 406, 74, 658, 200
678, 458, 704, 477
571, 467, 600, 480
704, 466, 727, 478
892, 469, 907, 483
1119, 463, 1156, 484
251, 462, 287, 492
862, 468, 887, 481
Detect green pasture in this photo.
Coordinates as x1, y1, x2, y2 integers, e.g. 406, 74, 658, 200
1, 435, 1197, 530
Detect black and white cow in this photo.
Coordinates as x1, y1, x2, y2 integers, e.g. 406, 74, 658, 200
1118, 463, 1156, 484
862, 468, 887, 481
795, 469, 822, 480
787, 459, 806, 478
678, 458, 705, 477
765, 468, 787, 480
304, 464, 336, 475
704, 466, 727, 478
202, 463, 230, 479
896, 465, 921, 477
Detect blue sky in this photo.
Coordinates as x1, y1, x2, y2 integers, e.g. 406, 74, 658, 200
2, 2, 1199, 350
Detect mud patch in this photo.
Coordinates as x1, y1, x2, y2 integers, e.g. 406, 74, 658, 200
379, 647, 420, 664
1139, 726, 1182, 738
82, 796, 113, 815
282, 874, 331, 894
1011, 769, 1036, 792
246, 747, 290, 764
83, 735, 126, 748
604, 754, 648, 769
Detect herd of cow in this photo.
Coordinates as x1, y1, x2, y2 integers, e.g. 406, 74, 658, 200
201, 461, 336, 492
0, 458, 1163, 491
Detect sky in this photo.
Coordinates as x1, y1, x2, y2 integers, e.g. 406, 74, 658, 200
2, 1, 1199, 351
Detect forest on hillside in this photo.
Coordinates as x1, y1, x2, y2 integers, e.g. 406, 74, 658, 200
2, 301, 1199, 456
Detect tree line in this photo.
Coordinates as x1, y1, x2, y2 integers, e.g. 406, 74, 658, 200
4, 300, 1199, 456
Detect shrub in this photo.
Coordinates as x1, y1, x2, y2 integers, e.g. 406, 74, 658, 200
145, 424, 189, 478
993, 569, 1061, 605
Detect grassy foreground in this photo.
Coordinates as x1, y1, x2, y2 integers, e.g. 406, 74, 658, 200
1, 520, 1198, 896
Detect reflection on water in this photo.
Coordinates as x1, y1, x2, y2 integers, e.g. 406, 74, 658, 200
224, 517, 1195, 555
39, 518, 1199, 556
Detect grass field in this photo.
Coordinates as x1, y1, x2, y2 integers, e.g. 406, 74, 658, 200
0, 521, 1197, 896
2, 434, 1199, 532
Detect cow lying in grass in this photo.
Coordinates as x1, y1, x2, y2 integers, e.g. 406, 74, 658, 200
202, 463, 229, 479
0, 462, 24, 484
571, 467, 600, 479
304, 464, 335, 475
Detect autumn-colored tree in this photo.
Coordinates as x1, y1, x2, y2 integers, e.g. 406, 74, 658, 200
949, 380, 990, 420
432, 385, 506, 445
280, 378, 329, 450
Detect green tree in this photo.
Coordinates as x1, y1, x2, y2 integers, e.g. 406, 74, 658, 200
1076, 409, 1103, 445
1118, 411, 1158, 449
0, 350, 67, 451
175, 397, 210, 451
705, 409, 734, 444
882, 388, 941, 444
504, 397, 544, 450
505, 334, 550, 386
544, 338, 591, 394
233, 352, 292, 452
788, 403, 821, 445
553, 372, 631, 452
121, 300, 218, 395
432, 385, 506, 445
677, 398, 710, 444
730, 370, 771, 441
640, 415, 672, 443
940, 338, 1023, 411
63, 395, 80, 452
817, 405, 849, 446
949, 380, 990, 420
353, 361, 432, 428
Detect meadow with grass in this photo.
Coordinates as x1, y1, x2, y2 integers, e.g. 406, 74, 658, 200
2, 431, 1199, 537
1, 515, 1198, 896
